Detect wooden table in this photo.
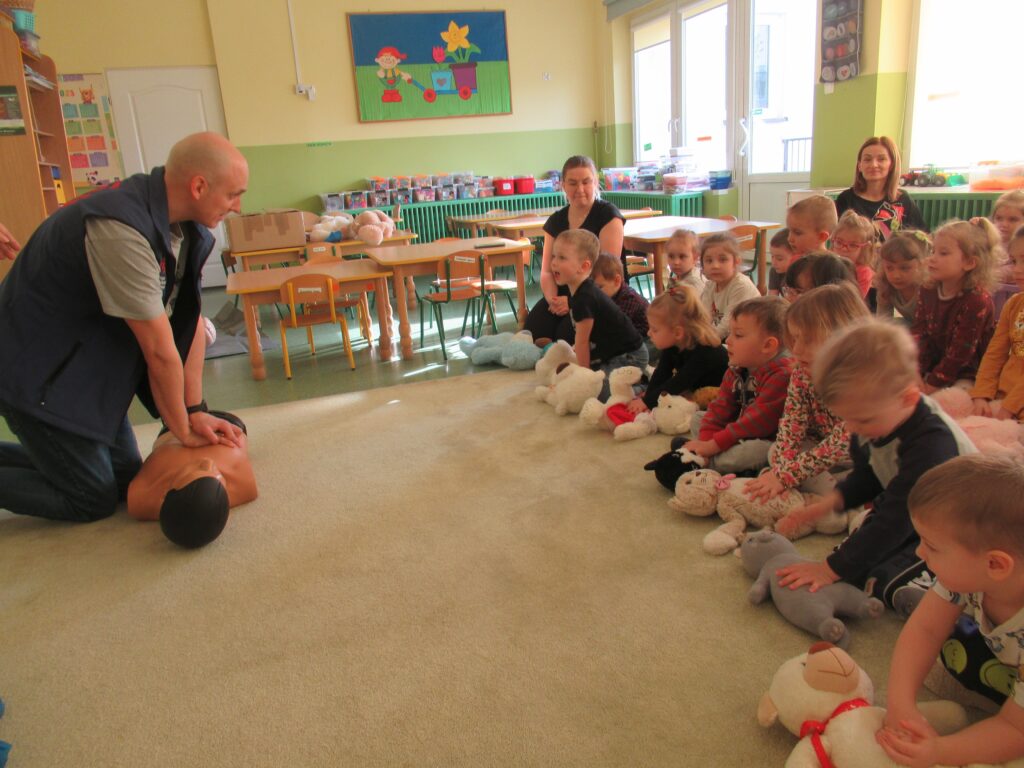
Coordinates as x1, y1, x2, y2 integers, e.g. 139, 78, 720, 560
364, 237, 533, 360
226, 259, 394, 381
621, 216, 780, 295
234, 231, 418, 271
490, 207, 664, 240
448, 208, 560, 237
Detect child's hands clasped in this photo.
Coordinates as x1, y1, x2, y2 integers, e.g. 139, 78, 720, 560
626, 397, 649, 415
876, 715, 941, 768
744, 470, 786, 503
548, 295, 570, 316
683, 439, 721, 458
775, 560, 838, 592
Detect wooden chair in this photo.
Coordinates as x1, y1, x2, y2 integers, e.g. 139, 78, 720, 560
625, 253, 657, 299
730, 224, 762, 284
220, 249, 239, 307
421, 250, 486, 359
718, 215, 738, 222
471, 239, 531, 331
305, 244, 373, 343
277, 274, 356, 379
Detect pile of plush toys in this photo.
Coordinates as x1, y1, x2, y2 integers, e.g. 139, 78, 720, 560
308, 210, 398, 246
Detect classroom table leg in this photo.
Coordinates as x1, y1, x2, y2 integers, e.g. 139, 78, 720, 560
241, 295, 267, 381
652, 244, 667, 295
391, 267, 415, 360
756, 233, 767, 294
405, 275, 418, 310
516, 248, 528, 329
374, 277, 393, 361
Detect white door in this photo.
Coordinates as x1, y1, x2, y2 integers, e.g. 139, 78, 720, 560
106, 66, 230, 286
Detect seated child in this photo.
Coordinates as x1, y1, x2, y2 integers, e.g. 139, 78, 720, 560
591, 251, 649, 338
745, 283, 867, 504
681, 296, 792, 474
665, 228, 706, 294
912, 218, 999, 393
786, 195, 838, 258
831, 209, 878, 301
971, 224, 1024, 420
781, 251, 858, 302
551, 229, 648, 398
875, 230, 929, 326
878, 455, 1024, 766
127, 410, 258, 547
775, 320, 976, 609
989, 190, 1024, 318
628, 286, 729, 413
699, 232, 761, 340
767, 228, 795, 297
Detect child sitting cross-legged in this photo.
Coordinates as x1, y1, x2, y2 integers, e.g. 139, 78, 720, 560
744, 283, 868, 505
877, 455, 1024, 766
699, 232, 761, 340
550, 229, 648, 399
680, 296, 792, 474
626, 286, 729, 415
775, 320, 976, 609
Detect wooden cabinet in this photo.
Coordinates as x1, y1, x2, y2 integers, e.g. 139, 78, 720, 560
0, 25, 74, 280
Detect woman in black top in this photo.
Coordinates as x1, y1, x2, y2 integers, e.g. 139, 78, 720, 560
834, 136, 926, 240
523, 155, 625, 345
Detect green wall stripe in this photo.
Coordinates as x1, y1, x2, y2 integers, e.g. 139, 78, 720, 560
239, 124, 630, 213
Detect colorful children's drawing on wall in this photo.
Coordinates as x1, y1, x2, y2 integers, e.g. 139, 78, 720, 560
58, 74, 124, 189
347, 11, 511, 122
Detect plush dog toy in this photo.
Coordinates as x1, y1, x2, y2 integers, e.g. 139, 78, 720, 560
535, 364, 605, 416
757, 643, 1015, 768
459, 331, 542, 370
668, 469, 849, 554
535, 340, 577, 386
741, 530, 884, 649
347, 209, 396, 246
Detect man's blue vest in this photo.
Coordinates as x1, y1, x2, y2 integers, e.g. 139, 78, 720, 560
0, 168, 214, 445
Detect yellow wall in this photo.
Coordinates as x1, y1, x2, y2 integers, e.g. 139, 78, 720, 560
34, 0, 215, 72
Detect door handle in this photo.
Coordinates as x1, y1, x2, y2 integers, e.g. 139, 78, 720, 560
738, 117, 750, 158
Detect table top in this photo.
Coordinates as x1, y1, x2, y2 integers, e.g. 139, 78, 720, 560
490, 207, 663, 236
226, 258, 392, 295
231, 230, 416, 258
447, 208, 560, 226
622, 216, 780, 242
363, 237, 532, 267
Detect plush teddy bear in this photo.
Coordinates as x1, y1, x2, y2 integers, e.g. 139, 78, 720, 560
931, 387, 1024, 460
757, 643, 1017, 768
741, 530, 884, 649
535, 364, 605, 416
347, 209, 396, 246
644, 445, 706, 489
458, 331, 541, 370
612, 394, 699, 442
535, 340, 577, 385
579, 366, 643, 431
309, 213, 355, 243
667, 469, 849, 555
693, 385, 720, 410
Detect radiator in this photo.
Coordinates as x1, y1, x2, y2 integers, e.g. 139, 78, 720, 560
915, 196, 994, 231
602, 191, 704, 217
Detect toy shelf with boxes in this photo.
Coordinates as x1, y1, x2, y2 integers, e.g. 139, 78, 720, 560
601, 191, 704, 218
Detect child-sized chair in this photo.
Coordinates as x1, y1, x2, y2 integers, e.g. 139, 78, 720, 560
421, 250, 487, 359
278, 273, 356, 379
730, 224, 762, 283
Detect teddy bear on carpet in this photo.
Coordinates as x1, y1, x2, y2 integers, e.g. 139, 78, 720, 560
535, 340, 577, 386
459, 331, 542, 370
579, 367, 698, 442
535, 364, 605, 416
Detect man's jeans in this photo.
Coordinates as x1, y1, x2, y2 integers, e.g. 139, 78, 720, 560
0, 399, 141, 522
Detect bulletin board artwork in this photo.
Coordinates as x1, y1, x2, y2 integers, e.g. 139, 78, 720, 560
819, 0, 862, 84
58, 73, 124, 188
347, 11, 512, 123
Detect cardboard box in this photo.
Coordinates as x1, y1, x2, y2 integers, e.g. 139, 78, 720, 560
225, 210, 306, 253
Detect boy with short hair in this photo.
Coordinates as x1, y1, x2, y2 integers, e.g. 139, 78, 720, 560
767, 228, 795, 297
551, 229, 648, 396
681, 296, 792, 474
877, 455, 1024, 766
775, 320, 976, 604
786, 195, 838, 257
591, 251, 649, 338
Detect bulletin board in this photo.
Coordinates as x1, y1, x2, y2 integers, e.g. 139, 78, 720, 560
347, 11, 512, 123
819, 0, 862, 83
58, 73, 124, 188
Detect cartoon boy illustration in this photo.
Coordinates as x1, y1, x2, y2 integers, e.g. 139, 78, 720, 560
375, 47, 412, 103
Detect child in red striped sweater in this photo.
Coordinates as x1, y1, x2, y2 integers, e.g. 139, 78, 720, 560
681, 296, 792, 474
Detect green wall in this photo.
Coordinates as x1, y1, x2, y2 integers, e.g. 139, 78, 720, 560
241, 125, 615, 212
810, 72, 908, 189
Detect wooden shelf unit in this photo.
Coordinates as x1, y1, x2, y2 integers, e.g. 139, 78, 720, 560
0, 26, 75, 280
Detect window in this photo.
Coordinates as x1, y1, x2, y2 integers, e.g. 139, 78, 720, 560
908, 0, 1024, 167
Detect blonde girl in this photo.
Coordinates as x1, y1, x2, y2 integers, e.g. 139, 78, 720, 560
874, 230, 929, 325
971, 225, 1024, 420
699, 232, 760, 339
628, 286, 728, 413
988, 190, 1024, 318
745, 283, 869, 505
831, 210, 878, 299
665, 229, 705, 294
912, 218, 1000, 392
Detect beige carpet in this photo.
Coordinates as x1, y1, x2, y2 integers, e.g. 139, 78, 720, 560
0, 370, 904, 767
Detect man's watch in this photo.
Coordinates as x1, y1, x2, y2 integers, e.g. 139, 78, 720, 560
186, 400, 209, 415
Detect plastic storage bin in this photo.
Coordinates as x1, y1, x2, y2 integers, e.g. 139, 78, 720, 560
514, 176, 535, 194
494, 177, 515, 196
601, 167, 637, 191
709, 170, 732, 190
